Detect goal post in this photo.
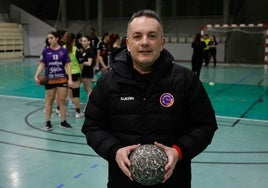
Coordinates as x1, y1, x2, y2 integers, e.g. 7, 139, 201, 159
201, 23, 268, 65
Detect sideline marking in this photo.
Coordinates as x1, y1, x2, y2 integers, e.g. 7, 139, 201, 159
73, 173, 83, 179
56, 184, 64, 188
91, 164, 99, 168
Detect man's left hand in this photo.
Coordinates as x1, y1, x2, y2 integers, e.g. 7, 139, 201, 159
154, 141, 179, 183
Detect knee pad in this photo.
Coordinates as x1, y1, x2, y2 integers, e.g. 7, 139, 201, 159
72, 87, 80, 98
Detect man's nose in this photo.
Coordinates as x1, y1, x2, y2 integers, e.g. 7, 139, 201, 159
141, 36, 149, 46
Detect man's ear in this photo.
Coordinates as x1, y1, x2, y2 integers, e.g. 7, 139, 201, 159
126, 38, 130, 51
161, 37, 166, 51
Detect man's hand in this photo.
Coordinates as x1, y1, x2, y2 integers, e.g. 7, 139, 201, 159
115, 144, 141, 181
154, 142, 179, 183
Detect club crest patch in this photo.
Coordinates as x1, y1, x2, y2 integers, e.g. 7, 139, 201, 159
159, 93, 174, 107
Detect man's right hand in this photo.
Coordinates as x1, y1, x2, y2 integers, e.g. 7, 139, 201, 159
115, 144, 141, 181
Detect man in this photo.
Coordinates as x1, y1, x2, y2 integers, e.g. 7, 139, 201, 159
82, 9, 217, 188
89, 28, 100, 49
88, 27, 99, 58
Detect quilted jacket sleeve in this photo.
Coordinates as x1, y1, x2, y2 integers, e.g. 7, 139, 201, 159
81, 74, 122, 161
176, 71, 218, 160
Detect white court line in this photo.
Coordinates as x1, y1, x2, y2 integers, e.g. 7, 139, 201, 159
0, 94, 87, 105
0, 95, 267, 123
0, 94, 44, 101
216, 115, 268, 124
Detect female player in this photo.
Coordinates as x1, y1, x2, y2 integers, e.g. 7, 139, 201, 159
80, 36, 96, 97
34, 31, 73, 131
65, 33, 84, 118
208, 34, 218, 68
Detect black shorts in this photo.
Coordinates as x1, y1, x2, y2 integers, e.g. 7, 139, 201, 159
81, 66, 94, 79
45, 82, 68, 90
71, 73, 81, 81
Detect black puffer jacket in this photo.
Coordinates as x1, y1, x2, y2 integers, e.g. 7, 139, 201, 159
82, 48, 217, 188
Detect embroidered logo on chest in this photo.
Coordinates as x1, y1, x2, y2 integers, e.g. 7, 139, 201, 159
159, 93, 174, 107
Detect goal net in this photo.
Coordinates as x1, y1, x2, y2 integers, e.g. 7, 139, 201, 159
201, 24, 268, 65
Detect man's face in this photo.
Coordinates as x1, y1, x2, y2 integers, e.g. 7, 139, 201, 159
126, 16, 165, 73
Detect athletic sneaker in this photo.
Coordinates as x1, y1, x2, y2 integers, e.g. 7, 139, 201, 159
55, 109, 69, 118
55, 108, 60, 116
45, 121, 53, 131
75, 112, 84, 119
60, 121, 72, 129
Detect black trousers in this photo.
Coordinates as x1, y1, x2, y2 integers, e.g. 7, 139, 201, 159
107, 161, 191, 188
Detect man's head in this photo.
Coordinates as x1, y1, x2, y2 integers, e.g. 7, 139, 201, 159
126, 9, 165, 74
89, 28, 96, 37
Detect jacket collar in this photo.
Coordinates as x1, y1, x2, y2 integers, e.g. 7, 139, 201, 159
111, 48, 174, 79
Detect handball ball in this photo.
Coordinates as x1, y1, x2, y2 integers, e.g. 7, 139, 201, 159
129, 144, 168, 186
38, 75, 48, 85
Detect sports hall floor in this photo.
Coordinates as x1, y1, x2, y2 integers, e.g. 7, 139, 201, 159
0, 57, 267, 188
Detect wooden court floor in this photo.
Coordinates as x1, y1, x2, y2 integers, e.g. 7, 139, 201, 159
0, 58, 268, 188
